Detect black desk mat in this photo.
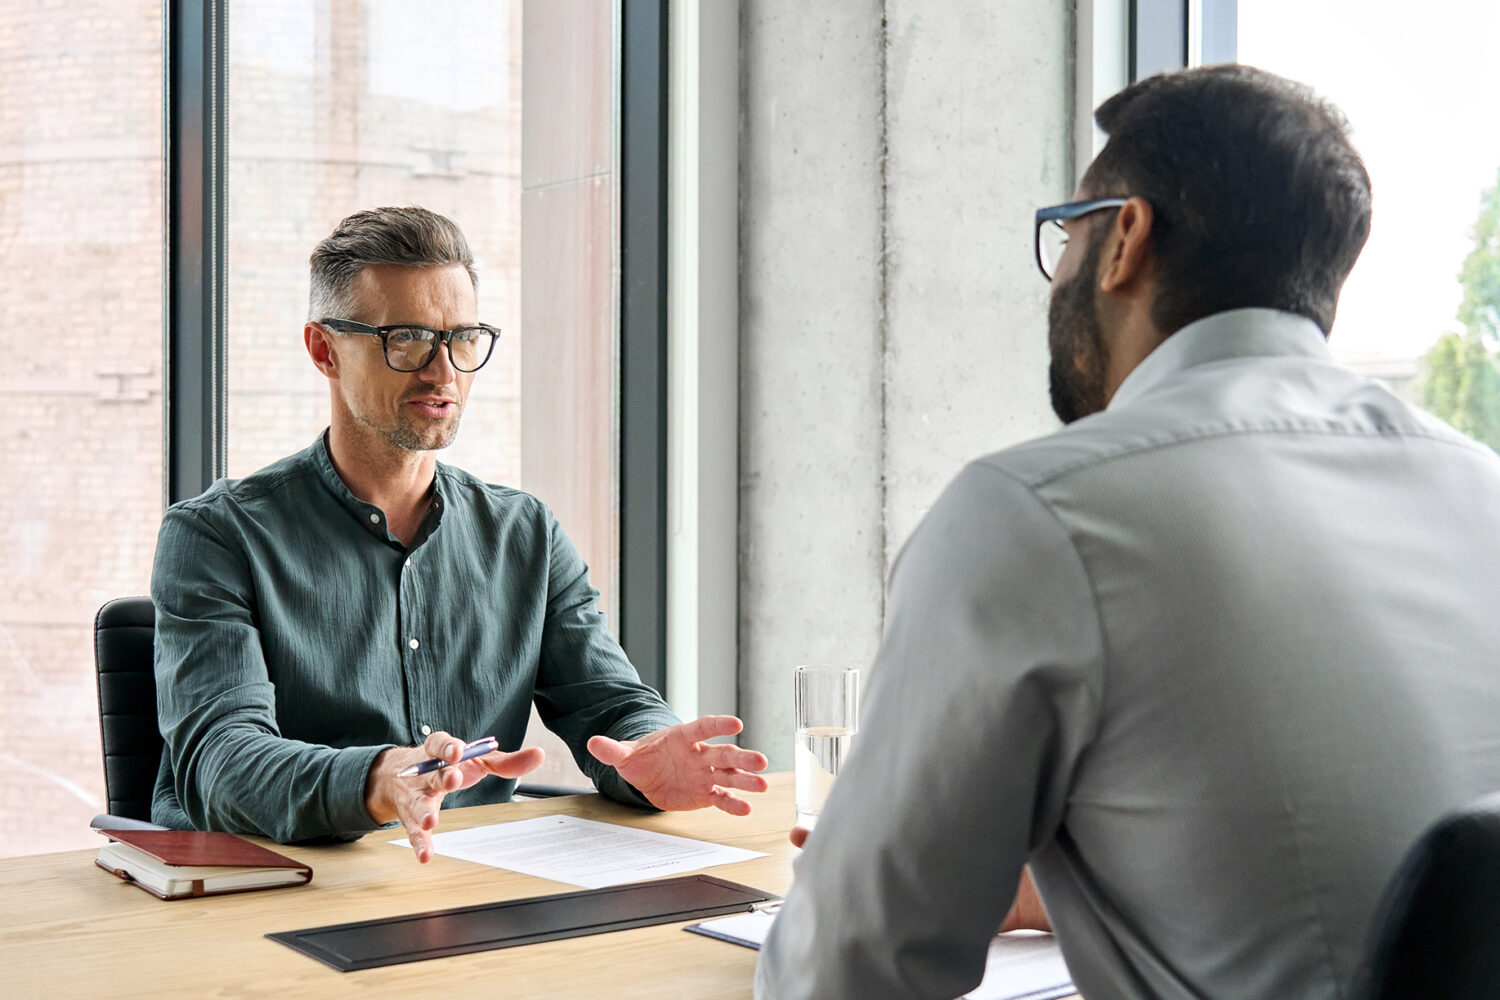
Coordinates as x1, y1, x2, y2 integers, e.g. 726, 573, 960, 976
268, 874, 778, 972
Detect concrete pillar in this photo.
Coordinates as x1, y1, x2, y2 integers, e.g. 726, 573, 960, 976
882, 1, 1070, 559
737, 0, 1073, 768
738, 1, 888, 766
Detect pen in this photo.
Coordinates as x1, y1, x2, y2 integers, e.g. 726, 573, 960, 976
397, 736, 500, 777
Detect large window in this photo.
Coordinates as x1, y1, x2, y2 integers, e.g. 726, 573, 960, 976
0, 0, 660, 857
225, 1, 525, 487
0, 1, 165, 857
1237, 2, 1500, 430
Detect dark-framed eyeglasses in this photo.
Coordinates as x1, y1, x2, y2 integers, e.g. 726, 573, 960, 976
318, 319, 501, 373
1034, 197, 1130, 281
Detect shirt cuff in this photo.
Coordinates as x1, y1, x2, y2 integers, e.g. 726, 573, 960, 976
326, 743, 396, 835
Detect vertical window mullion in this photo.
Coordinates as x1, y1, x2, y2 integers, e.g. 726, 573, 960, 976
164, 0, 228, 506
619, 0, 670, 695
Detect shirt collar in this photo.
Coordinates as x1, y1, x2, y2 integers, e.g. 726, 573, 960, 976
1108, 308, 1334, 411
308, 431, 448, 546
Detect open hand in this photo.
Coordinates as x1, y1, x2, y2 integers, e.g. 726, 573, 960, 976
587, 715, 769, 815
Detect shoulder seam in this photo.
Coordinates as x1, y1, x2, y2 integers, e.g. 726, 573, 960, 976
1004, 422, 1487, 490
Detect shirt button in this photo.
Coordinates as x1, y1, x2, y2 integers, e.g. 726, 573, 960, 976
409, 638, 420, 650
421, 724, 432, 736
404, 558, 412, 569
369, 513, 380, 524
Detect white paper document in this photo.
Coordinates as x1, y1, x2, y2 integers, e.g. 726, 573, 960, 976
685, 912, 1073, 1000
684, 903, 781, 948
963, 932, 1074, 1000
391, 815, 766, 888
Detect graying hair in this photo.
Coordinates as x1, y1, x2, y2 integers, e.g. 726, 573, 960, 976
308, 206, 478, 321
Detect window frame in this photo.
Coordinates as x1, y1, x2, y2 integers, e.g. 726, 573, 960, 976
164, 0, 227, 508
1129, 0, 1237, 81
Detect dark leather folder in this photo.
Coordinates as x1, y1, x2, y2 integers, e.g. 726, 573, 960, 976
269, 874, 777, 971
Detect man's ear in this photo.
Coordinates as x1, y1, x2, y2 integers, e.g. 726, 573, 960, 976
305, 322, 338, 378
1097, 196, 1154, 294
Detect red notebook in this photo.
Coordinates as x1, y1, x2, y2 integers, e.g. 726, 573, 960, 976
95, 828, 313, 900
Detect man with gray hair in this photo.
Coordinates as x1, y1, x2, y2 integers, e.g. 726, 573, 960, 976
151, 206, 767, 860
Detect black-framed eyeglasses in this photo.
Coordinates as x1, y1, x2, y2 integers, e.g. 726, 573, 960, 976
1034, 197, 1130, 281
318, 319, 501, 373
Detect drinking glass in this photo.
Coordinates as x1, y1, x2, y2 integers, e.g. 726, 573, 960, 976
793, 664, 860, 830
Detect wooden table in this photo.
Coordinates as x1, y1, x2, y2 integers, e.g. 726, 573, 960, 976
4, 774, 800, 999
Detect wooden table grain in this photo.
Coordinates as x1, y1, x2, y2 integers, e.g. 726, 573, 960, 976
5, 774, 799, 999
2, 770, 1079, 999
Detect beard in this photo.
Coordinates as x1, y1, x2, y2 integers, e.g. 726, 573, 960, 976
385, 411, 462, 452
351, 391, 465, 452
1046, 232, 1110, 425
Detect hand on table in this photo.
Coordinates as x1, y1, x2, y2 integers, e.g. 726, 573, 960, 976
587, 714, 769, 815
365, 731, 545, 863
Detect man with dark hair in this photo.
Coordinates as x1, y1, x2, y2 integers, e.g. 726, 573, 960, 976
152, 206, 767, 859
757, 66, 1500, 999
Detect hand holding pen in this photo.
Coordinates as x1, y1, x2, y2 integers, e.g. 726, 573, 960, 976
397, 736, 500, 777
366, 731, 545, 864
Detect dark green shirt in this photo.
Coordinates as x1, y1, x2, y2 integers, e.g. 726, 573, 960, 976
150, 433, 678, 842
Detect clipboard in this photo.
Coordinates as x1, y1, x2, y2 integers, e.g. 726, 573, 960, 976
268, 874, 778, 971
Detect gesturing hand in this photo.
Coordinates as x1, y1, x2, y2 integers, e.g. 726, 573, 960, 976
365, 731, 545, 863
587, 715, 769, 815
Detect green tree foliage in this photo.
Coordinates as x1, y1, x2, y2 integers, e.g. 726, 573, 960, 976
1457, 169, 1500, 342
1420, 168, 1500, 450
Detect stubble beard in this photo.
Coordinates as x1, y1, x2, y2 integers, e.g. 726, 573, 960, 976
349, 395, 465, 453
1046, 232, 1110, 425
385, 405, 463, 452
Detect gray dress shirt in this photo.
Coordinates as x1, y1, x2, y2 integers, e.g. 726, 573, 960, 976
151, 434, 678, 842
757, 309, 1500, 999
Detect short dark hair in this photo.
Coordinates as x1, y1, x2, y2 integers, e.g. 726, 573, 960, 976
1083, 65, 1371, 335
308, 206, 477, 321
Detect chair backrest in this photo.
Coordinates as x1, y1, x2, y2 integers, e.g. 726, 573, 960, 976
1355, 790, 1500, 1000
93, 596, 161, 821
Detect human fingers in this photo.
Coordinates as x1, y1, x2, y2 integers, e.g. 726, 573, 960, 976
421, 730, 466, 763
478, 746, 546, 779
707, 787, 753, 816
586, 734, 631, 767
675, 714, 744, 743
407, 824, 437, 863
394, 784, 446, 863
789, 826, 810, 848
699, 743, 768, 772
707, 768, 769, 794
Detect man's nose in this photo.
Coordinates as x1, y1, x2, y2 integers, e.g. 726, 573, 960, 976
419, 342, 458, 383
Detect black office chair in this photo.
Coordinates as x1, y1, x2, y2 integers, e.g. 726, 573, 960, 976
93, 596, 160, 821
91, 595, 589, 823
1354, 790, 1500, 1000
